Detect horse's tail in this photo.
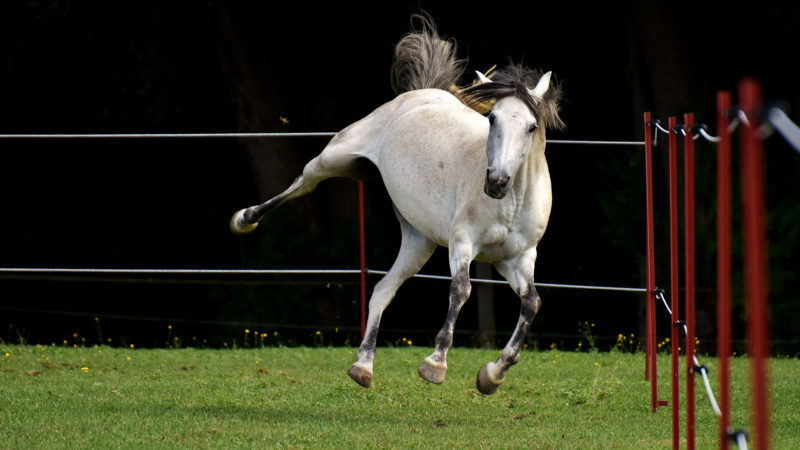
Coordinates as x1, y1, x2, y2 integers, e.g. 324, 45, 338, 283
390, 15, 466, 96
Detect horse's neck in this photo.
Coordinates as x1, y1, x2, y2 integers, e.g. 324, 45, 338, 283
513, 133, 548, 204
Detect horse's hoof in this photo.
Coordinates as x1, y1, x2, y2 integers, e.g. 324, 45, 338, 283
476, 364, 504, 395
230, 209, 258, 235
418, 357, 447, 384
348, 363, 372, 388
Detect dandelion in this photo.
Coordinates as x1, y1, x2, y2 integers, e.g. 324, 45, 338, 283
63, 340, 68, 345
4, 352, 9, 357
73, 344, 78, 348
245, 329, 250, 334
591, 323, 595, 327
665, 338, 670, 343
81, 367, 89, 373
97, 349, 102, 354
550, 342, 557, 350
273, 331, 278, 336
126, 356, 132, 361
261, 333, 267, 339
168, 325, 173, 330
407, 340, 413, 346
594, 362, 599, 366
129, 344, 135, 349
73, 332, 79, 338
94, 317, 99, 322
315, 331, 322, 336
107, 338, 112, 343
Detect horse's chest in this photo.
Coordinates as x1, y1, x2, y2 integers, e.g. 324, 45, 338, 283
480, 224, 528, 257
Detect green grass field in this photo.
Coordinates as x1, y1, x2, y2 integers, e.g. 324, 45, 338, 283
2, 345, 798, 448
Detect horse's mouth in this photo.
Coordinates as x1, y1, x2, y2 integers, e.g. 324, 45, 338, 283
484, 183, 507, 199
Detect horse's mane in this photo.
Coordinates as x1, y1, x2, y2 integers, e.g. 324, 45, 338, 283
460, 65, 566, 131
391, 15, 564, 131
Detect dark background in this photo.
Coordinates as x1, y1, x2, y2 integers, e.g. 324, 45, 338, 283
1, 1, 798, 352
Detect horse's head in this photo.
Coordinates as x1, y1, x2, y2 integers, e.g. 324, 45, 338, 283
482, 72, 550, 199
462, 66, 564, 199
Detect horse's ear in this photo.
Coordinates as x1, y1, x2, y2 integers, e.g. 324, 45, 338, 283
475, 71, 492, 84
528, 71, 552, 99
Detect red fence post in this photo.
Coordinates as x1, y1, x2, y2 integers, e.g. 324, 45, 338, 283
739, 78, 771, 450
684, 112, 696, 450
716, 91, 733, 450
668, 115, 680, 450
644, 112, 659, 413
358, 180, 366, 340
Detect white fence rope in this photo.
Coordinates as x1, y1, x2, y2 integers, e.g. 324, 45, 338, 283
0, 267, 647, 293
655, 290, 723, 416
0, 132, 644, 146
767, 107, 800, 154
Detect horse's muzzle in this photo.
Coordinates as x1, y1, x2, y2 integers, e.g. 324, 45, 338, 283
484, 169, 510, 199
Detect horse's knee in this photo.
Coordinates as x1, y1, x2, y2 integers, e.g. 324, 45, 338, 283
520, 289, 541, 319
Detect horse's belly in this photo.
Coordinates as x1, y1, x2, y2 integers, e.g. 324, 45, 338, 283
383, 175, 455, 247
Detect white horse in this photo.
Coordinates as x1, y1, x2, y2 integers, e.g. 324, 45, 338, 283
230, 18, 564, 395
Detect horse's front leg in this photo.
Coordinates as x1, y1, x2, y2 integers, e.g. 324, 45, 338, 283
418, 239, 473, 384
476, 251, 541, 395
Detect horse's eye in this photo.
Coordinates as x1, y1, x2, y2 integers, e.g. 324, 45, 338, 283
527, 122, 538, 133
488, 113, 496, 125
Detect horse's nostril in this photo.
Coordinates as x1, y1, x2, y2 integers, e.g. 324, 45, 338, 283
497, 176, 509, 188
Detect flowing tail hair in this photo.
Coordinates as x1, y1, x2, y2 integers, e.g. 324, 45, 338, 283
390, 15, 466, 96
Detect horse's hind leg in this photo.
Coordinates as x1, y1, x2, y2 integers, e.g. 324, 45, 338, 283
230, 141, 365, 234
348, 214, 436, 388
476, 250, 541, 395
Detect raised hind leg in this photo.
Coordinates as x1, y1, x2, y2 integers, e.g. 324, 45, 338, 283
418, 233, 474, 384
476, 249, 541, 395
348, 213, 436, 388
230, 136, 369, 234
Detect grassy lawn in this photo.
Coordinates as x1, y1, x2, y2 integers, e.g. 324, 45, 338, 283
1, 345, 798, 448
